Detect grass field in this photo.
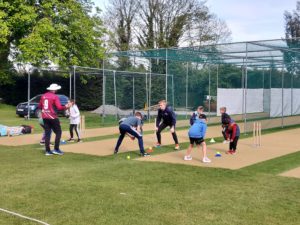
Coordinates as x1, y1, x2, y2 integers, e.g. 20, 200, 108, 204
0, 145, 299, 225
0, 104, 300, 225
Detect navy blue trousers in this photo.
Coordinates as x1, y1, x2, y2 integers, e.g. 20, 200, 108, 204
115, 124, 145, 154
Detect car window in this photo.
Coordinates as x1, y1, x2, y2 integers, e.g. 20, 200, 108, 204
30, 95, 41, 103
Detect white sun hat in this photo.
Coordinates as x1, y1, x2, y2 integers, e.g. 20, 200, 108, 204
47, 83, 61, 91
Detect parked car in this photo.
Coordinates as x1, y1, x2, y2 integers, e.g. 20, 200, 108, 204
16, 94, 69, 118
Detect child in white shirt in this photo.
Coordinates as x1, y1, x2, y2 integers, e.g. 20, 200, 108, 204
67, 99, 82, 142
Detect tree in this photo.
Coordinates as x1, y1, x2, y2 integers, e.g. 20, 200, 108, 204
104, 0, 231, 51
284, 1, 300, 75
0, 0, 106, 70
104, 0, 139, 69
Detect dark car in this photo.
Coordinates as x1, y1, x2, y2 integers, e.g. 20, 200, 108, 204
16, 94, 69, 118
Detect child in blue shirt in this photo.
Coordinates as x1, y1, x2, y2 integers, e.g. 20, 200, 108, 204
184, 117, 211, 163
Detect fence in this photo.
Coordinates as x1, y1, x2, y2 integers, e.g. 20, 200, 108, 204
2, 38, 300, 132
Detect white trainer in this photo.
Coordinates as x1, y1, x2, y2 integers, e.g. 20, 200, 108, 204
202, 157, 211, 163
184, 155, 192, 161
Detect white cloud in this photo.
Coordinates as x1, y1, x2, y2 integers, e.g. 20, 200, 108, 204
207, 0, 297, 41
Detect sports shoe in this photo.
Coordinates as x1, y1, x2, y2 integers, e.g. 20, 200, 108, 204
142, 153, 150, 157
155, 143, 161, 148
174, 144, 180, 150
184, 155, 192, 161
226, 150, 233, 154
202, 157, 211, 163
53, 149, 64, 155
114, 150, 118, 154
77, 139, 83, 143
231, 150, 236, 155
45, 150, 54, 156
67, 138, 75, 142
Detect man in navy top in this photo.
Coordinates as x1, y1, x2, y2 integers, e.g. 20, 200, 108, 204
155, 100, 180, 150
114, 112, 150, 157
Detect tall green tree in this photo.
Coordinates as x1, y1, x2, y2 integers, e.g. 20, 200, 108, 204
284, 1, 300, 75
105, 0, 231, 51
0, 0, 106, 70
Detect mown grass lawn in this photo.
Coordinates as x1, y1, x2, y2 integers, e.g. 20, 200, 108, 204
1, 103, 300, 225
0, 143, 299, 225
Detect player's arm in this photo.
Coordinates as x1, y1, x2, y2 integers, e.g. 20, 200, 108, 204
54, 96, 67, 111
136, 125, 141, 133
202, 124, 207, 138
167, 108, 176, 132
190, 113, 195, 125
136, 119, 142, 135
170, 108, 176, 127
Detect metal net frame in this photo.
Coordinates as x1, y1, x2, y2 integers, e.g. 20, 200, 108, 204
109, 38, 300, 132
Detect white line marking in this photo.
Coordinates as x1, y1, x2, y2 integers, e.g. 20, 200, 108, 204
0, 208, 50, 225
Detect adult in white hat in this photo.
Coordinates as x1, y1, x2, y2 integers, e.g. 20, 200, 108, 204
38, 83, 70, 155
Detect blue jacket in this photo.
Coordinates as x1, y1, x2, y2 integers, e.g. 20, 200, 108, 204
188, 119, 207, 138
156, 106, 176, 126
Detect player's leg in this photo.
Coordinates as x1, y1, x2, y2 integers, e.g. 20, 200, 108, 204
43, 119, 52, 154
156, 123, 168, 146
114, 126, 126, 153
200, 141, 210, 162
125, 127, 146, 155
170, 125, 179, 149
227, 136, 234, 154
52, 118, 63, 154
68, 124, 74, 141
40, 124, 46, 144
74, 124, 81, 141
184, 138, 194, 160
232, 136, 239, 154
172, 131, 179, 147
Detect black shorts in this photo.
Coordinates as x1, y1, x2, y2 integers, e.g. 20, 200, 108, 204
189, 137, 204, 145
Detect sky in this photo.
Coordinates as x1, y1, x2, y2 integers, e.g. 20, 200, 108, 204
93, 0, 297, 42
